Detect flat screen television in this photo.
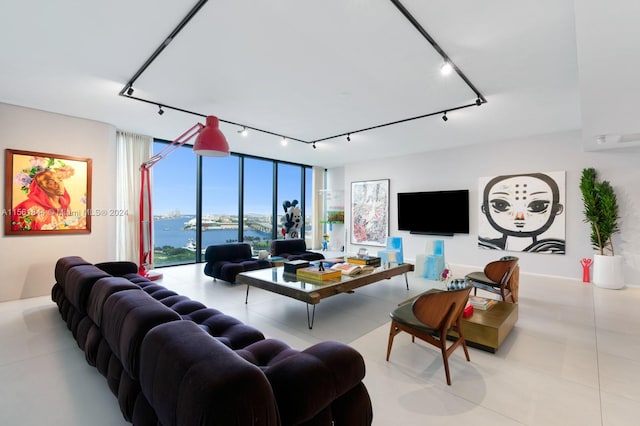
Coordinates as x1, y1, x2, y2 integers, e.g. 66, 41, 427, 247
397, 190, 470, 236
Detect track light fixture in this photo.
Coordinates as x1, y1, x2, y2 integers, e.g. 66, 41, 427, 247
126, 86, 134, 96
440, 61, 453, 75
476, 98, 482, 106
238, 126, 248, 137
158, 105, 164, 115
347, 134, 351, 142
442, 111, 448, 122
312, 142, 316, 149
281, 137, 288, 146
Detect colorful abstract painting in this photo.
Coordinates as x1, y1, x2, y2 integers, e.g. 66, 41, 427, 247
351, 179, 389, 246
5, 149, 92, 235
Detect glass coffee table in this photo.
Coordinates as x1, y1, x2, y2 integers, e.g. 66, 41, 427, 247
237, 263, 414, 328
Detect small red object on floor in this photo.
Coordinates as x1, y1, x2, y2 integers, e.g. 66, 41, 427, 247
463, 305, 474, 318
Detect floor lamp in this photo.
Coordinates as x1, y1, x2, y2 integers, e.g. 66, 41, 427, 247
139, 116, 230, 279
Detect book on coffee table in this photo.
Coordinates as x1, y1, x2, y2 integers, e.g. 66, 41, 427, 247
296, 266, 342, 281
346, 256, 381, 267
330, 262, 374, 276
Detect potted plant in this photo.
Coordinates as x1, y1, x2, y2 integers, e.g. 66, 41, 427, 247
579, 168, 623, 289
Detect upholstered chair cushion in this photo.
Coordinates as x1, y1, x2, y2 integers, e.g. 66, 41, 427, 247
270, 238, 325, 262
203, 243, 272, 282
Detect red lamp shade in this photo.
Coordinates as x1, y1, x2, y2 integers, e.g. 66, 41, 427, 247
193, 116, 230, 156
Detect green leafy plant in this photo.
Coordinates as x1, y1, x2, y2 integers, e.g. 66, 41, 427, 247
579, 168, 620, 255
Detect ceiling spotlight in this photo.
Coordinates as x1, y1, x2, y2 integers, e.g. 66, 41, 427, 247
126, 86, 134, 96
442, 112, 448, 122
475, 98, 482, 106
347, 134, 351, 142
440, 61, 453, 75
157, 105, 164, 115
238, 126, 248, 137
281, 137, 288, 146
312, 142, 316, 149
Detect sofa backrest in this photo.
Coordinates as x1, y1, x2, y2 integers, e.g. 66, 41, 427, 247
270, 238, 306, 255
86, 276, 141, 327
139, 321, 280, 426
205, 242, 253, 262
101, 289, 181, 378
55, 256, 92, 289
64, 264, 112, 314
94, 261, 138, 277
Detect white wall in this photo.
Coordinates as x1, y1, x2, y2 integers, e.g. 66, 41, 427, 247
0, 103, 117, 301
332, 130, 640, 285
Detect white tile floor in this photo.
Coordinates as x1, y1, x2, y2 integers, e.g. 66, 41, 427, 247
1, 261, 639, 425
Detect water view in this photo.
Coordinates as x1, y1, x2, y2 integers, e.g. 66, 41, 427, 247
153, 215, 272, 266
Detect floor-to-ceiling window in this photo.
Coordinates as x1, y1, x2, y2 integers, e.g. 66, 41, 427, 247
243, 157, 274, 254
152, 140, 314, 266
151, 141, 197, 266
200, 154, 241, 258
304, 167, 314, 248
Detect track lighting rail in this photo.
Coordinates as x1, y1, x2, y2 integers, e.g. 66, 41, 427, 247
119, 0, 486, 146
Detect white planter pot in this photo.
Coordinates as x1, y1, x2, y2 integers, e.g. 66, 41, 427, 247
592, 254, 624, 289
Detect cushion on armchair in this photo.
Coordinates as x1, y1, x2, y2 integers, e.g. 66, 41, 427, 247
204, 243, 271, 283
270, 239, 325, 262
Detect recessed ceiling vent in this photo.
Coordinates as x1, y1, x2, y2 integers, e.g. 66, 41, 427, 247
596, 133, 640, 144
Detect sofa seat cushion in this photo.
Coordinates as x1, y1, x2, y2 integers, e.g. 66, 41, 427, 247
139, 321, 280, 426
137, 282, 179, 301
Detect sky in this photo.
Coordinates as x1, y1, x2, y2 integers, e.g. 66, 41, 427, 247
152, 142, 311, 216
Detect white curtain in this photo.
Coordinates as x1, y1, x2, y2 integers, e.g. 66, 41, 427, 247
116, 131, 152, 262
311, 166, 324, 249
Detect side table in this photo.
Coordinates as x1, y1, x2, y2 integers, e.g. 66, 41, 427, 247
448, 300, 518, 353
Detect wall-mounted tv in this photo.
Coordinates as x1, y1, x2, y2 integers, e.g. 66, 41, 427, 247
397, 190, 469, 236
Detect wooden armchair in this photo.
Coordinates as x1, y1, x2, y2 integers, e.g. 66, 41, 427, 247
386, 287, 472, 385
465, 256, 519, 303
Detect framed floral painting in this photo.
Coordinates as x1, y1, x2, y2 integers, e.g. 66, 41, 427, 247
350, 179, 389, 246
4, 149, 92, 235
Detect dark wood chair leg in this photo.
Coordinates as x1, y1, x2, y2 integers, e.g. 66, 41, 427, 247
386, 322, 397, 361
456, 318, 471, 361
440, 343, 452, 386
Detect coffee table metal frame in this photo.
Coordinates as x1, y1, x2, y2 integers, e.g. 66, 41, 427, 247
238, 263, 414, 329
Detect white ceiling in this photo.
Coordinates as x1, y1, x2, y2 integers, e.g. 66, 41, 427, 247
1, 0, 638, 167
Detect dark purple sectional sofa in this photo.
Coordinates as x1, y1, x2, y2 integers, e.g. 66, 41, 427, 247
51, 256, 373, 425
